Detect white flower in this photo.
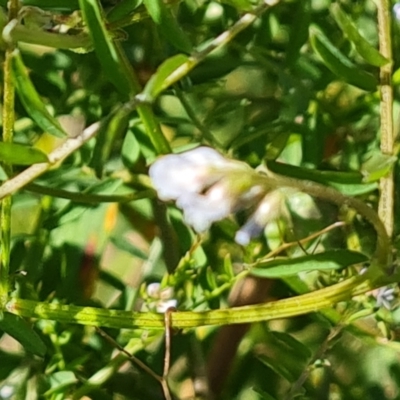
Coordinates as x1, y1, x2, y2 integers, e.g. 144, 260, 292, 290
149, 147, 266, 232
145, 283, 177, 313
149, 147, 228, 201
149, 146, 288, 244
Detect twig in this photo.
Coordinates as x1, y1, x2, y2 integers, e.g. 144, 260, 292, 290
94, 327, 163, 384
259, 222, 345, 260
284, 324, 344, 400
0, 122, 100, 200
161, 308, 175, 400
377, 0, 394, 238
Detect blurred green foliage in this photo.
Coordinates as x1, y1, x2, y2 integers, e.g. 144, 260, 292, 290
0, 0, 399, 399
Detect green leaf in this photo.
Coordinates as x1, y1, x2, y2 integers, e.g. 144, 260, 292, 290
0, 312, 46, 357
310, 26, 378, 91
219, 0, 253, 11
143, 54, 190, 100
45, 371, 78, 395
110, 235, 148, 260
122, 129, 141, 170
250, 250, 368, 278
89, 107, 130, 177
79, 0, 134, 97
286, 0, 310, 65
107, 0, 143, 23
0, 0, 80, 10
257, 331, 311, 382
361, 152, 397, 183
0, 142, 48, 165
331, 4, 389, 67
266, 160, 377, 196
11, 50, 67, 138
251, 388, 278, 400
143, 0, 192, 53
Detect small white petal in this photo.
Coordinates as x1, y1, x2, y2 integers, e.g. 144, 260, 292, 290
178, 184, 233, 232
179, 146, 227, 166
160, 286, 175, 300
156, 299, 178, 313
149, 147, 227, 201
235, 190, 285, 245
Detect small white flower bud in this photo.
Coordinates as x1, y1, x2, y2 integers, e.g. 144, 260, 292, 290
146, 282, 161, 298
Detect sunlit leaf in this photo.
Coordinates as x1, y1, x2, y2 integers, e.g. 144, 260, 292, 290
361, 152, 397, 183
0, 142, 48, 165
250, 250, 367, 278
219, 0, 253, 11
11, 50, 67, 138
310, 26, 378, 91
143, 54, 190, 100
331, 4, 389, 67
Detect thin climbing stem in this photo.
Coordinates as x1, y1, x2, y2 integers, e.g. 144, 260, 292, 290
377, 0, 394, 238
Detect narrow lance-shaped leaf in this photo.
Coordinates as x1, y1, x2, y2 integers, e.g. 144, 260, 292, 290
142, 54, 190, 101
11, 50, 67, 138
79, 0, 133, 97
0, 312, 46, 357
361, 152, 397, 183
250, 250, 368, 278
0, 142, 48, 165
286, 0, 310, 64
331, 3, 389, 67
266, 160, 377, 196
256, 330, 311, 382
107, 0, 143, 23
143, 0, 192, 53
310, 26, 378, 91
0, 0, 80, 9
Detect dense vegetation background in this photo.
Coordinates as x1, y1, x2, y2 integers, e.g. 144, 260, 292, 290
0, 0, 400, 399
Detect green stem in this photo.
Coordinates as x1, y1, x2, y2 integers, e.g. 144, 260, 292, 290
6, 271, 392, 330
377, 0, 394, 238
0, 0, 19, 309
